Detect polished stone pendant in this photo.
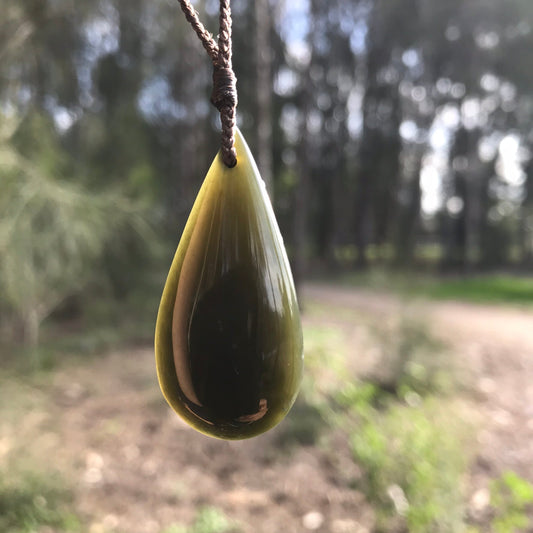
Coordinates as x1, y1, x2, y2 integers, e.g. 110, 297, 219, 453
155, 129, 303, 440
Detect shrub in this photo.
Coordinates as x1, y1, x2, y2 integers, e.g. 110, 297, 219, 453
0, 468, 80, 533
161, 507, 237, 533
351, 399, 471, 533
366, 311, 453, 397
489, 471, 533, 533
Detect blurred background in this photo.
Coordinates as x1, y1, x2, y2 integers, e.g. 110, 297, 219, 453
1, 0, 533, 532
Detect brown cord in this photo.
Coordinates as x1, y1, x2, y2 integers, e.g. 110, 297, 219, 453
176, 0, 237, 167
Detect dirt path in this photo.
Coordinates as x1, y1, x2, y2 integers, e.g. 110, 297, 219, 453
44, 347, 369, 533
4, 283, 533, 533
304, 284, 533, 483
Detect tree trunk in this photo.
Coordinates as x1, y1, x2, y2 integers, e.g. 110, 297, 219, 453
23, 307, 41, 367
255, 0, 273, 196
395, 155, 422, 266
353, 125, 376, 269
293, 122, 310, 297
292, 74, 312, 298
23, 308, 40, 349
444, 126, 471, 271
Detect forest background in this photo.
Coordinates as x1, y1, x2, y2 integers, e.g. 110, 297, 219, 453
1, 1, 533, 533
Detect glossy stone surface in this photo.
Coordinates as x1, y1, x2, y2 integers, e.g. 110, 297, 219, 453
155, 129, 303, 440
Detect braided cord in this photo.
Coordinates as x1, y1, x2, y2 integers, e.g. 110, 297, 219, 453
176, 0, 237, 167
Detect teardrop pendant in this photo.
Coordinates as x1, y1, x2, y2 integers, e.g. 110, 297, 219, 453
155, 129, 303, 440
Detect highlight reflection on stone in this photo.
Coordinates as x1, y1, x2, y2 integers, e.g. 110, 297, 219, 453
155, 129, 303, 440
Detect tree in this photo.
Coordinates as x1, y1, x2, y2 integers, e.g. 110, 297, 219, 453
354, 0, 418, 267
0, 113, 148, 350
254, 0, 274, 195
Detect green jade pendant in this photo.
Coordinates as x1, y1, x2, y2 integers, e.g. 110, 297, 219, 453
155, 129, 303, 440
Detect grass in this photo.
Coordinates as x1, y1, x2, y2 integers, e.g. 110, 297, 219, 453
161, 507, 237, 533
0, 282, 503, 533
0, 369, 81, 533
273, 324, 345, 450
350, 398, 473, 533
300, 303, 474, 533
489, 471, 533, 533
415, 275, 533, 305
341, 270, 533, 306
0, 466, 81, 533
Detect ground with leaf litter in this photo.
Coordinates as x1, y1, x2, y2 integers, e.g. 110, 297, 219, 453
1, 283, 532, 533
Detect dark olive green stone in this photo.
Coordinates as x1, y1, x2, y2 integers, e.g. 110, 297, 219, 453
155, 129, 303, 440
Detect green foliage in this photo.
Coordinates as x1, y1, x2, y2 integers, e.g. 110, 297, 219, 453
0, 113, 150, 348
189, 507, 234, 533
271, 322, 350, 449
303, 309, 469, 533
302, 322, 352, 395
273, 332, 333, 448
489, 471, 533, 533
418, 276, 533, 306
351, 399, 471, 533
161, 507, 236, 533
336, 381, 381, 412
0, 468, 80, 533
2, 0, 533, 302
343, 272, 533, 306
162, 526, 188, 533
0, 379, 80, 532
